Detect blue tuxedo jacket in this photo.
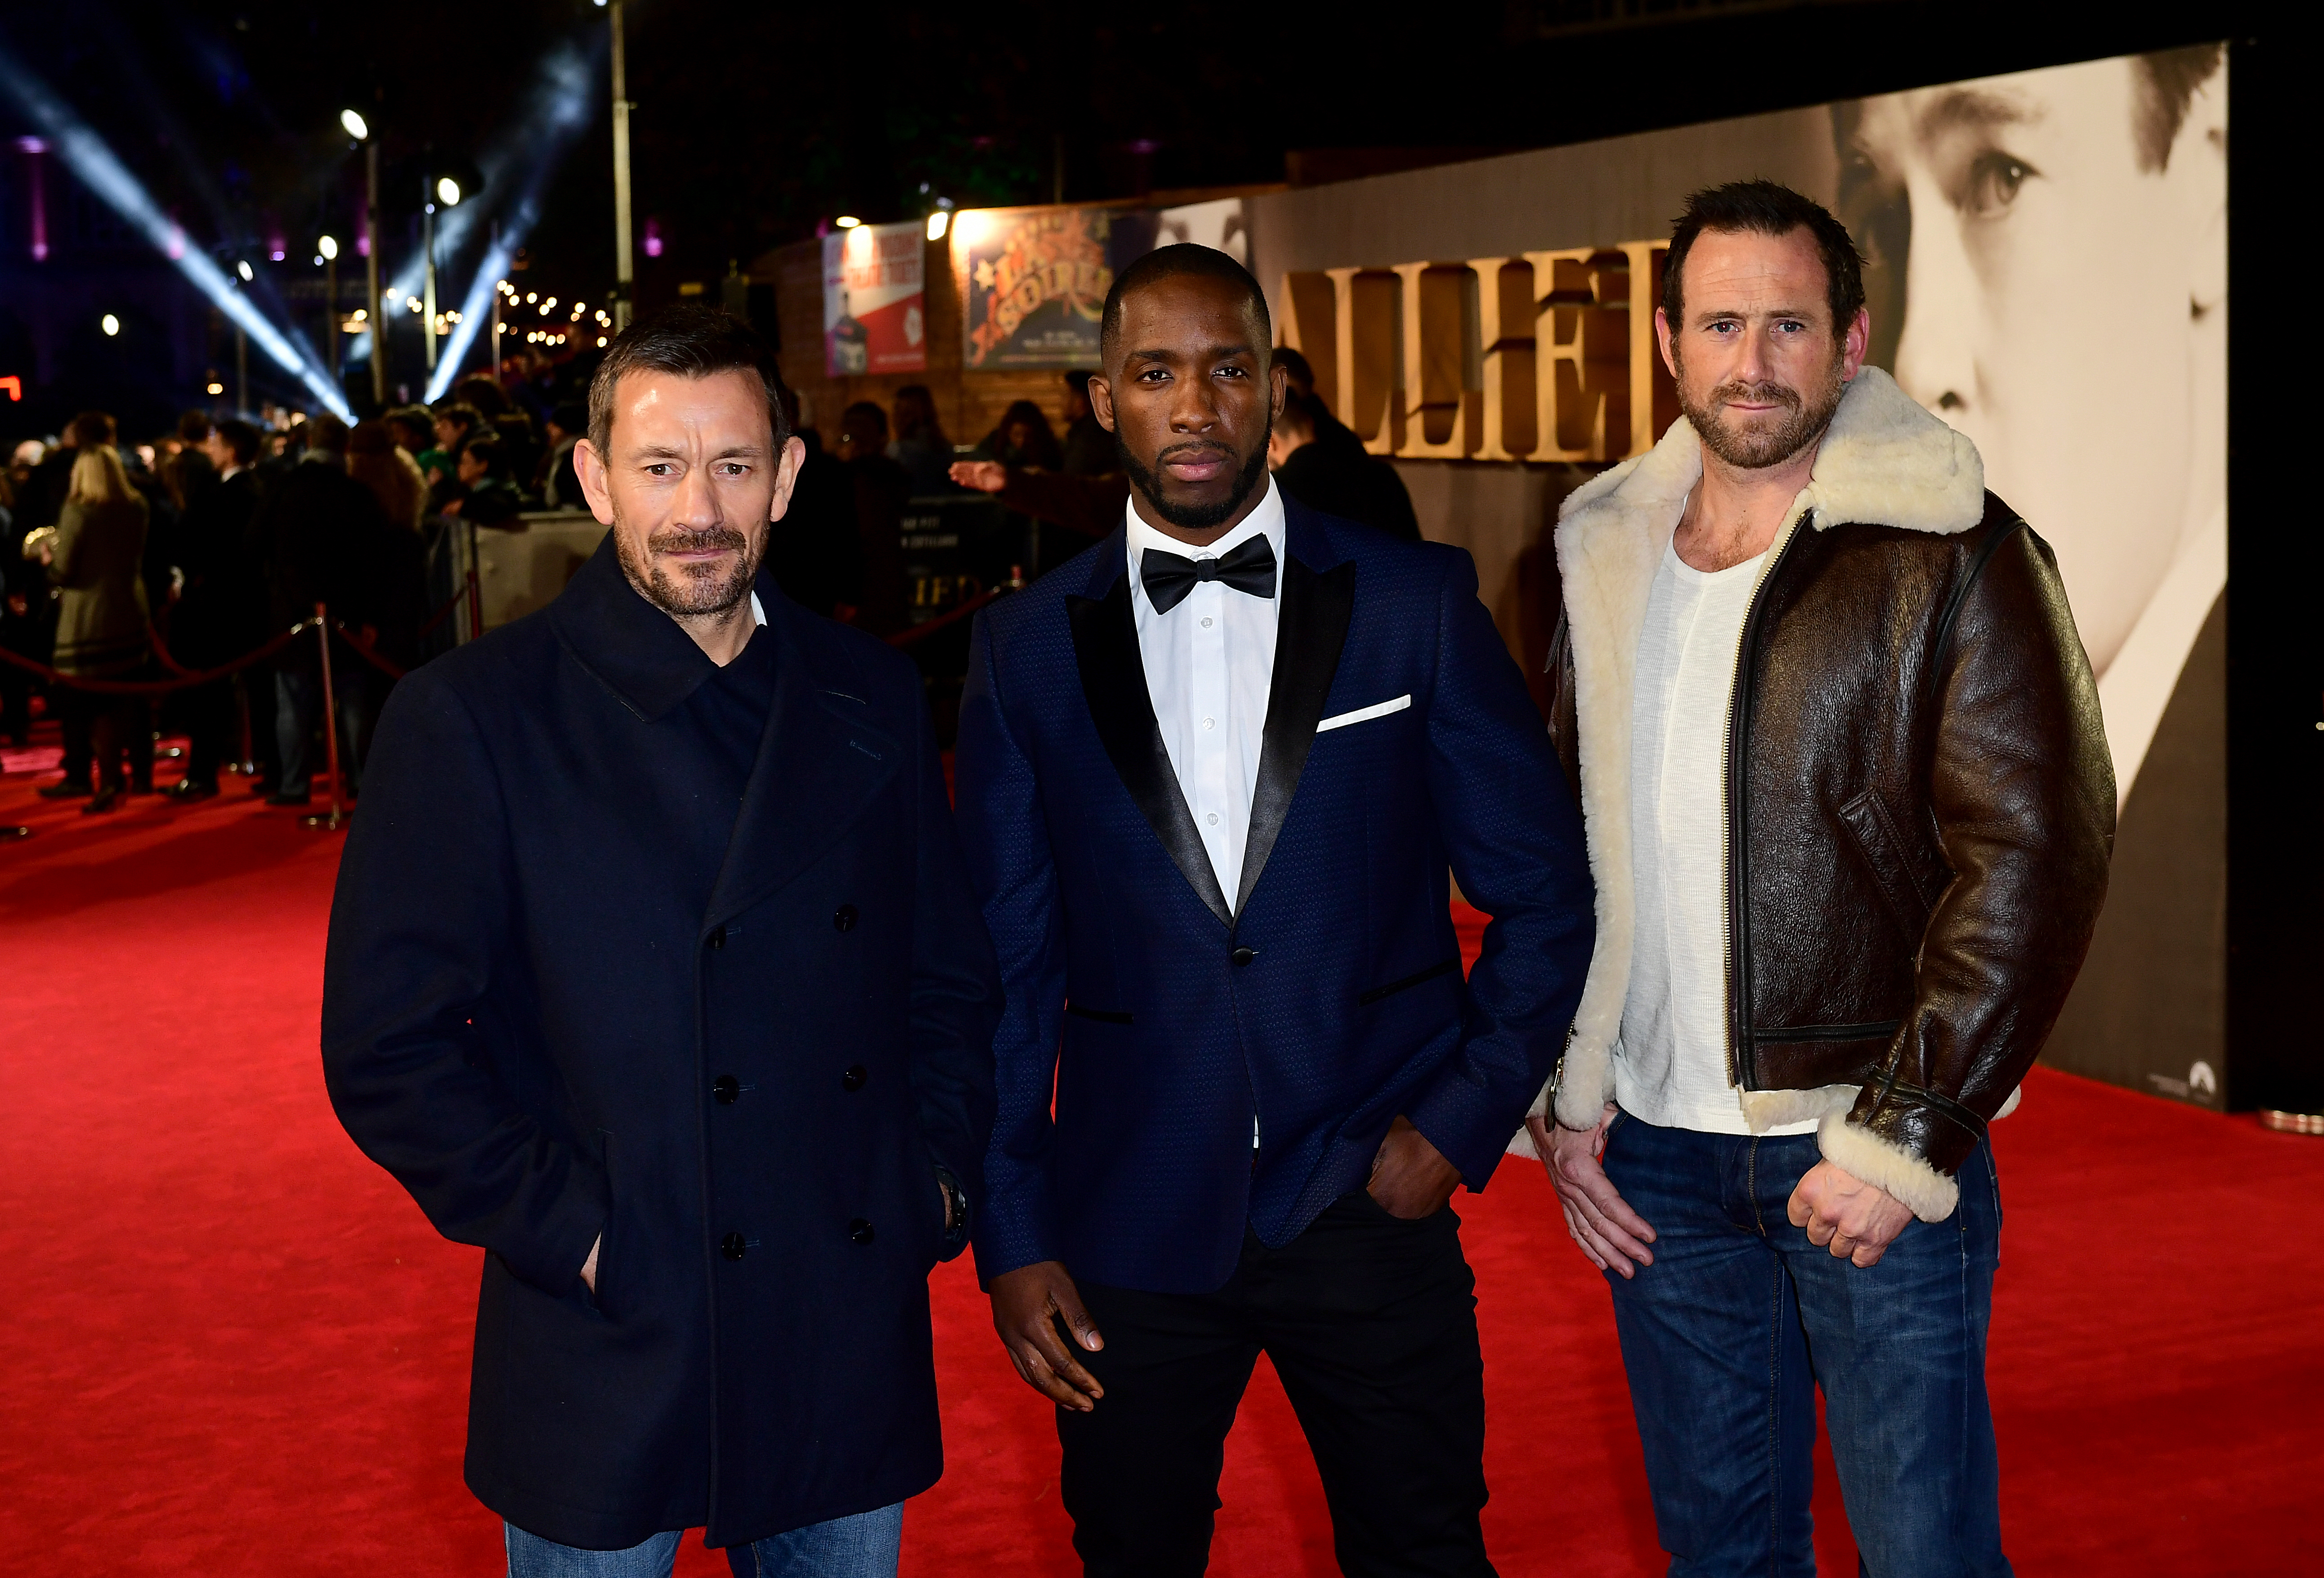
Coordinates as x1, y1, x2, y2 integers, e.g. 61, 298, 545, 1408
956, 500, 1595, 1295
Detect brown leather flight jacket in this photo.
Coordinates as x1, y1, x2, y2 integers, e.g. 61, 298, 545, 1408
1549, 491, 2115, 1179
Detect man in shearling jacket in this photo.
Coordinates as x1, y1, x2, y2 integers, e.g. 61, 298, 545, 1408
1524, 181, 2113, 1577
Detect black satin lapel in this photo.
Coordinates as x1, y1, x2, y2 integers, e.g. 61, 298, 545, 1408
1067, 574, 1234, 929
703, 626, 898, 929
1235, 556, 1356, 915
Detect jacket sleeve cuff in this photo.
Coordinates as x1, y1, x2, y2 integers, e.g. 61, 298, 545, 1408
1815, 1111, 1960, 1224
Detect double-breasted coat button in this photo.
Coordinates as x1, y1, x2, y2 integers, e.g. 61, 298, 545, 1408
1231, 946, 1256, 967
720, 1232, 746, 1260
707, 926, 727, 950
842, 1065, 868, 1091
833, 904, 858, 932
849, 1218, 875, 1245
712, 1075, 740, 1105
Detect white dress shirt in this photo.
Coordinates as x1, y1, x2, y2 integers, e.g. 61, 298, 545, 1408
1124, 478, 1287, 911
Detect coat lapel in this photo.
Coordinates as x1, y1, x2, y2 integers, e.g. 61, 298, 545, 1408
703, 592, 899, 931
1236, 509, 1353, 915
1067, 535, 1234, 930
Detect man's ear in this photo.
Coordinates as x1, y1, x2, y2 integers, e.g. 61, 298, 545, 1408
1840, 306, 1872, 383
1088, 374, 1117, 435
767, 434, 807, 523
574, 439, 616, 527
1270, 360, 1288, 419
1654, 307, 1679, 381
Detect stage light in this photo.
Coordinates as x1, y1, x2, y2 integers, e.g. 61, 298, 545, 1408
100, 314, 119, 336
836, 215, 862, 229
318, 234, 339, 261
237, 260, 254, 281
597, 336, 607, 347
206, 381, 224, 394
526, 291, 537, 303
340, 108, 368, 141
437, 176, 462, 207
0, 47, 351, 418
351, 308, 367, 322
927, 211, 949, 242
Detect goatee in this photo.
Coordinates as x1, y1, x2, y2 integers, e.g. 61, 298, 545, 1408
615, 512, 761, 619
1677, 346, 1847, 471
1116, 428, 1272, 533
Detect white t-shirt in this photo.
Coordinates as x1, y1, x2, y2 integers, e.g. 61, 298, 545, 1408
1614, 539, 1815, 1136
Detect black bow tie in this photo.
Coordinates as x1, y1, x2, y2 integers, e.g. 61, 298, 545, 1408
1139, 535, 1278, 615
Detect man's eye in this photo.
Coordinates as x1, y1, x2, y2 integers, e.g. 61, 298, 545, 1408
1138, 368, 1169, 382
645, 463, 675, 476
1965, 152, 2035, 218
1217, 366, 1245, 378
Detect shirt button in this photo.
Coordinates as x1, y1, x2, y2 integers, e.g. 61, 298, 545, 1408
1200, 617, 1213, 628
721, 1233, 746, 1261
1202, 717, 1215, 730
712, 1075, 740, 1105
849, 1218, 876, 1245
1206, 812, 1218, 825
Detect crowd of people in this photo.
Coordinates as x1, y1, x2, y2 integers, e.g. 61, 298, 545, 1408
0, 359, 601, 812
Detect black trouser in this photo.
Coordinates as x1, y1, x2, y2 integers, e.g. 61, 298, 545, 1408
59, 687, 151, 791
1059, 1190, 1494, 1578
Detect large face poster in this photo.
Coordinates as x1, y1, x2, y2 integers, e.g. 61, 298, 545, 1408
822, 221, 926, 378
1835, 48, 2229, 1107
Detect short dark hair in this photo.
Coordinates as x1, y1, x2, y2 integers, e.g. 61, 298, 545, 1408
306, 413, 350, 454
1099, 244, 1272, 365
587, 305, 793, 460
2131, 44, 2224, 171
842, 400, 889, 441
1063, 368, 1093, 395
432, 401, 482, 437
215, 419, 262, 466
461, 435, 507, 478
548, 401, 587, 437
384, 406, 434, 452
1664, 179, 1866, 337
177, 409, 213, 445
67, 411, 116, 448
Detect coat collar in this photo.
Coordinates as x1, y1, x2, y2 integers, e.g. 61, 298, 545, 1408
551, 533, 768, 722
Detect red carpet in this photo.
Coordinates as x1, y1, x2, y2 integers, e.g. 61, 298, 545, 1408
4, 737, 2320, 1574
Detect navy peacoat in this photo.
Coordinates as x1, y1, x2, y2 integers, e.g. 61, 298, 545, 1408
322, 538, 999, 1550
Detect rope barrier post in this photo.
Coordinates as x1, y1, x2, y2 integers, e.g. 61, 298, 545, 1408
302, 604, 349, 833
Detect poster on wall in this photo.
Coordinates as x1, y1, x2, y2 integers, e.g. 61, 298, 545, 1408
957, 201, 1256, 369
958, 206, 1118, 369
822, 221, 926, 377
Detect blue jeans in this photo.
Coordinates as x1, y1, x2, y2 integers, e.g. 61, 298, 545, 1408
1600, 1111, 2009, 1578
503, 1502, 903, 1578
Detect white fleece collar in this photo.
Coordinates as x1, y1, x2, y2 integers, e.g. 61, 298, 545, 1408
1530, 365, 1985, 1134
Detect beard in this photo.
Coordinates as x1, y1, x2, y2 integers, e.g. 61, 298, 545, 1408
1676, 344, 1847, 471
1116, 425, 1272, 532
613, 507, 761, 619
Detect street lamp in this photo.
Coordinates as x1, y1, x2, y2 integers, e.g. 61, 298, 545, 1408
319, 235, 341, 383
436, 175, 462, 208
344, 106, 383, 408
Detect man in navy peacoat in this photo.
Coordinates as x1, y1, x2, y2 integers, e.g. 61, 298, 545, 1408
956, 248, 1594, 1576
322, 308, 998, 1567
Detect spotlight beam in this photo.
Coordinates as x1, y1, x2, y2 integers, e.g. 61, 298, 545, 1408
423, 35, 605, 400
0, 46, 352, 421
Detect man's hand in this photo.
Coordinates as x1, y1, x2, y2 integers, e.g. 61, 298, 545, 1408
1787, 1160, 1914, 1268
1368, 1116, 1461, 1219
989, 1261, 1104, 1412
949, 460, 1007, 493
1527, 1104, 1657, 1278
579, 1234, 600, 1293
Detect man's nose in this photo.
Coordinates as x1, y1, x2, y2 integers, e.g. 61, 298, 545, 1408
1168, 378, 1218, 432
1892, 169, 1981, 421
670, 462, 722, 528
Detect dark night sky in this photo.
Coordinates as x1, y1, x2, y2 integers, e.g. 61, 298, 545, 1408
0, 0, 2231, 418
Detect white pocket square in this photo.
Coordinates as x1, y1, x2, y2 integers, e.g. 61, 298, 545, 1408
1315, 695, 1412, 733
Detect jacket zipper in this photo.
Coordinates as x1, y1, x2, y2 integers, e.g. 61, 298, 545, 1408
1719, 514, 1805, 1089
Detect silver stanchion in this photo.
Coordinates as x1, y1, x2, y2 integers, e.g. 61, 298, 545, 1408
301, 604, 349, 832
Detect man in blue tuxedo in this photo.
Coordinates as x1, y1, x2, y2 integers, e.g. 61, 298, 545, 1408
954, 245, 1596, 1577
